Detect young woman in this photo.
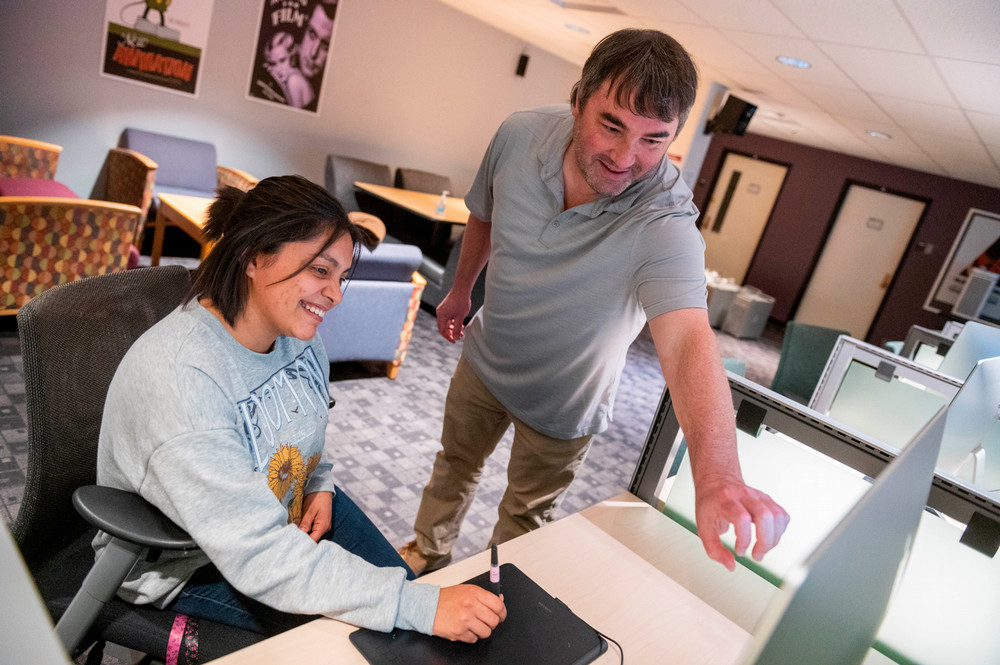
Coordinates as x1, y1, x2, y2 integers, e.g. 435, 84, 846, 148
95, 175, 505, 643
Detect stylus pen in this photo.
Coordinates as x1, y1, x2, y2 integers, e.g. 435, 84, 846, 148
490, 543, 500, 595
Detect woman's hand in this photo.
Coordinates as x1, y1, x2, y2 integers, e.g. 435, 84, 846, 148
432, 584, 507, 642
300, 491, 333, 542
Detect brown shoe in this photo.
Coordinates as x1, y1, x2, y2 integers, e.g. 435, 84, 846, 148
398, 540, 452, 577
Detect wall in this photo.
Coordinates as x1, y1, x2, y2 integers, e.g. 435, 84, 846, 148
694, 132, 1000, 344
0, 0, 580, 197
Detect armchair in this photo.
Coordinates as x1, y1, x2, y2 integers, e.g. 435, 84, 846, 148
1, 134, 63, 180
317, 241, 425, 379
1, 196, 142, 315
90, 148, 158, 261
117, 128, 258, 257
14, 266, 262, 662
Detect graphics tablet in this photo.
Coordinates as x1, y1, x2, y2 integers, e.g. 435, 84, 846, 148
350, 563, 608, 665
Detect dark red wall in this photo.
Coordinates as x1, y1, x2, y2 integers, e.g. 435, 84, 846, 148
692, 132, 1000, 345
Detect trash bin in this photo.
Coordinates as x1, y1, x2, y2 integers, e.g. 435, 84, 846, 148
722, 287, 775, 339
707, 280, 740, 328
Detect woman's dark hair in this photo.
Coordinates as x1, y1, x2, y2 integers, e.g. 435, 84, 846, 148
570, 29, 699, 130
187, 174, 378, 326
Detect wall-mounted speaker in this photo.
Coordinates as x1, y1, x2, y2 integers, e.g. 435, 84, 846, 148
516, 53, 529, 77
705, 95, 757, 135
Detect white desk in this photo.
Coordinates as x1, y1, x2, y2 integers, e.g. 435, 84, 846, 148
212, 493, 750, 665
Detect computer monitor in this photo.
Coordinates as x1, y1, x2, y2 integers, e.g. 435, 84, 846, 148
936, 320, 1000, 381
739, 410, 947, 665
0, 520, 71, 665
937, 356, 1000, 495
809, 335, 961, 449
899, 325, 953, 370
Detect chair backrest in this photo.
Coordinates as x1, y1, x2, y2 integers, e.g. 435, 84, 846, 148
13, 266, 191, 566
118, 128, 217, 194
325, 154, 392, 212
0, 197, 143, 315
89, 148, 158, 229
768, 321, 849, 404
0, 135, 62, 180
394, 167, 453, 195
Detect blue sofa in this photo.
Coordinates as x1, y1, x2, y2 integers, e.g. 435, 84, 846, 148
317, 241, 425, 379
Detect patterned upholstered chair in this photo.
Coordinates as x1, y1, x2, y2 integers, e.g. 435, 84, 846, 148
89, 148, 158, 260
0, 197, 141, 315
0, 135, 63, 180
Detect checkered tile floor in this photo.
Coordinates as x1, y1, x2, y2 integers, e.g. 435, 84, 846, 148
0, 308, 781, 564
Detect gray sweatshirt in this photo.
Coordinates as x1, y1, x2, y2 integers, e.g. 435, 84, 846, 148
94, 301, 438, 633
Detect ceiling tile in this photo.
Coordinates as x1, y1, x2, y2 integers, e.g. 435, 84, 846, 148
934, 59, 1000, 115
722, 32, 859, 89
967, 111, 1000, 148
612, 0, 706, 25
790, 82, 891, 122
771, 0, 923, 53
818, 43, 955, 106
896, 0, 1000, 64
835, 117, 921, 153
870, 95, 977, 141
673, 0, 804, 36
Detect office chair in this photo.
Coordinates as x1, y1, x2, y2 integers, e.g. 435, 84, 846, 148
324, 154, 392, 212
768, 321, 849, 404
14, 266, 262, 663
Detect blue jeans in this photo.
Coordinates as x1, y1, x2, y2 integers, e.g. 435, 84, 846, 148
168, 487, 415, 635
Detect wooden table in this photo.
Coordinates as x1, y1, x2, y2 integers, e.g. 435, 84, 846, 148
211, 492, 752, 665
354, 182, 469, 225
150, 192, 214, 266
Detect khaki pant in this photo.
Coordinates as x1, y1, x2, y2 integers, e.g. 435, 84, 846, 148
413, 355, 593, 557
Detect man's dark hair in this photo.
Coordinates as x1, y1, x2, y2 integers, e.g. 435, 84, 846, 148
187, 174, 377, 326
570, 29, 699, 130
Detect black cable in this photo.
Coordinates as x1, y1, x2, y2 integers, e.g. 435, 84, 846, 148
595, 629, 624, 664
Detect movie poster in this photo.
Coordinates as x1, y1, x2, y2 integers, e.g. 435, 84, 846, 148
100, 0, 215, 96
247, 0, 339, 113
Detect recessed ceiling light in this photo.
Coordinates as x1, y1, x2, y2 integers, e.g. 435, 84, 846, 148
776, 56, 811, 69
564, 23, 590, 34
866, 130, 892, 140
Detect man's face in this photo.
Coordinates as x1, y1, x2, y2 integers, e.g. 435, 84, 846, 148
298, 6, 334, 79
568, 80, 679, 200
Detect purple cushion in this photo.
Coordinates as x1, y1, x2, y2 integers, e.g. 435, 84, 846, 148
0, 178, 78, 197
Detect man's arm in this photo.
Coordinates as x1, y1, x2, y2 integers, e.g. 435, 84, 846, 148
648, 308, 789, 570
436, 213, 491, 343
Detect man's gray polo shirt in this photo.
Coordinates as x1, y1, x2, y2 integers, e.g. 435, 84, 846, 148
462, 105, 707, 439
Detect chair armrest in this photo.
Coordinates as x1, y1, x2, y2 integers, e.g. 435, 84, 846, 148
217, 165, 259, 192
73, 486, 197, 551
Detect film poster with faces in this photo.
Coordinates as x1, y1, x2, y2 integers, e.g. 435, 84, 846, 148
247, 0, 338, 113
101, 0, 215, 96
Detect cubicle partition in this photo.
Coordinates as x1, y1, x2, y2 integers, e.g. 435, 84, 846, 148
630, 373, 1000, 665
808, 335, 962, 449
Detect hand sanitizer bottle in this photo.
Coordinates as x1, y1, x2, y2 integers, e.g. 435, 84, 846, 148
435, 190, 449, 219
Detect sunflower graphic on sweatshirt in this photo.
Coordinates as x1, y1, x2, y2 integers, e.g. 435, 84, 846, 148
267, 445, 304, 503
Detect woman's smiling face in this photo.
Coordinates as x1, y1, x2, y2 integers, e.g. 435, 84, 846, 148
239, 231, 355, 353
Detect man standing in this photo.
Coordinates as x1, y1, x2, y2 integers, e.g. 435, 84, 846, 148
399, 29, 789, 575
